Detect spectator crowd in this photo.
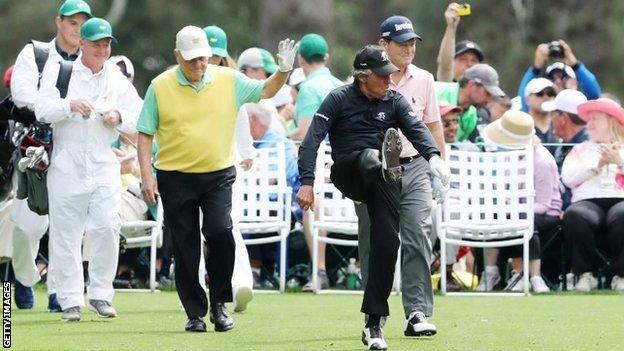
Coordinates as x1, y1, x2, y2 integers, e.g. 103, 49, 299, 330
1, 0, 623, 349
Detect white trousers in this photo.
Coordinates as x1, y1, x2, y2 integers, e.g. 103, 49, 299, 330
48, 173, 120, 310
10, 198, 56, 293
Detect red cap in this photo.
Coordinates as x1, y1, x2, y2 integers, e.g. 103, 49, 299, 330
3, 65, 13, 88
439, 101, 461, 116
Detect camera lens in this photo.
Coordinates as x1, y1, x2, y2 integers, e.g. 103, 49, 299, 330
548, 41, 563, 59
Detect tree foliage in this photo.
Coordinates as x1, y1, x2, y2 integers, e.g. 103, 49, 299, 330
1, 0, 622, 99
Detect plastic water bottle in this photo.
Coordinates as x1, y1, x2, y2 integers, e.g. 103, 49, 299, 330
346, 258, 359, 290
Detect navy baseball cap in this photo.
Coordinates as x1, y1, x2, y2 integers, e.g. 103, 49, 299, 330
353, 45, 398, 76
455, 40, 484, 61
380, 15, 422, 43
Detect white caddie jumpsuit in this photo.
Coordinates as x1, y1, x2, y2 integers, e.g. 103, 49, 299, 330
10, 39, 62, 292
34, 58, 142, 310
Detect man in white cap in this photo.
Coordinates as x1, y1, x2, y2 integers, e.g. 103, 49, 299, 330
541, 89, 588, 209
524, 77, 557, 153
137, 25, 297, 333
35, 17, 143, 322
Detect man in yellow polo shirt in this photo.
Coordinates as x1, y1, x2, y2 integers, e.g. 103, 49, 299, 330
136, 25, 297, 333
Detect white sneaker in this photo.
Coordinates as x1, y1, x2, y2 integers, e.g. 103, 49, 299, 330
504, 271, 524, 292
575, 272, 598, 292
361, 325, 387, 350
404, 311, 437, 337
477, 267, 500, 292
233, 286, 253, 312
530, 276, 550, 293
611, 275, 624, 291
88, 299, 117, 318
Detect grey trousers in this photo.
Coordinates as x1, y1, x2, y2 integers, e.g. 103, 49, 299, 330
356, 156, 434, 317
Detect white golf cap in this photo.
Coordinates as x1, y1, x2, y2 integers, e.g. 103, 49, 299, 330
541, 89, 588, 115
176, 26, 212, 61
108, 55, 134, 79
289, 67, 306, 87
272, 84, 293, 108
524, 77, 555, 98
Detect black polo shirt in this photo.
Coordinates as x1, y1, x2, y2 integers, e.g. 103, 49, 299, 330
298, 82, 440, 186
54, 41, 79, 62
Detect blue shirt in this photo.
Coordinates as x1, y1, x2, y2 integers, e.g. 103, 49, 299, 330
255, 128, 300, 201
517, 63, 601, 112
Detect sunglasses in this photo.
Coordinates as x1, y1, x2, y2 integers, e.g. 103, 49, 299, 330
536, 90, 556, 98
442, 119, 459, 127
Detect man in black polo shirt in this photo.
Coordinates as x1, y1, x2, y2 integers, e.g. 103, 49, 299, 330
297, 45, 450, 351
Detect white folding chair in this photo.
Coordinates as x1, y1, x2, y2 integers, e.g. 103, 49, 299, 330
437, 147, 534, 296
311, 142, 360, 294
236, 142, 292, 293
119, 197, 164, 292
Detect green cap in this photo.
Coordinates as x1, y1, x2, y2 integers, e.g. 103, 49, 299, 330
81, 17, 117, 43
203, 25, 228, 57
298, 33, 328, 61
237, 47, 277, 74
58, 0, 92, 18
258, 49, 277, 74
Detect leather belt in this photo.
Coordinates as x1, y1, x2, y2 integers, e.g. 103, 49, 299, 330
399, 154, 421, 164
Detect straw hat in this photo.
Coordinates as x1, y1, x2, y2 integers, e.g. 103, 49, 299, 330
483, 110, 535, 149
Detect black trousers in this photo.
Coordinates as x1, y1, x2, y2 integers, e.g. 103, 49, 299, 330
331, 150, 401, 316
501, 214, 561, 261
563, 198, 624, 276
158, 167, 236, 318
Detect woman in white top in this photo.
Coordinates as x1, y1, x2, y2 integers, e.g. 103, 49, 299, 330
561, 98, 624, 292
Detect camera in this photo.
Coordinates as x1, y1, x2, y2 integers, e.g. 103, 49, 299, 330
548, 41, 564, 59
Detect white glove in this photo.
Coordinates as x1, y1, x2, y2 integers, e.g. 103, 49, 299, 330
429, 155, 450, 186
276, 38, 298, 72
432, 177, 449, 204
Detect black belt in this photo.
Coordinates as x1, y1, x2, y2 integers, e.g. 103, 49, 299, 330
399, 154, 421, 164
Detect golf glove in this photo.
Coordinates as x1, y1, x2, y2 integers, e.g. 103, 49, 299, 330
432, 176, 449, 204
276, 38, 298, 72
429, 155, 450, 186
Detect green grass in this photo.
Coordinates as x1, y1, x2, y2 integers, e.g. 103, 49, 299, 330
8, 288, 624, 351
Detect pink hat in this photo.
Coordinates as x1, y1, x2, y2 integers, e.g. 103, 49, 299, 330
439, 101, 461, 116
577, 98, 624, 127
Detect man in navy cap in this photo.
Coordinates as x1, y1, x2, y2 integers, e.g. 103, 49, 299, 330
356, 14, 446, 340
297, 44, 449, 351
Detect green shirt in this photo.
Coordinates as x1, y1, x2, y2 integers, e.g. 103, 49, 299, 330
294, 67, 343, 124
434, 81, 477, 142
137, 66, 263, 135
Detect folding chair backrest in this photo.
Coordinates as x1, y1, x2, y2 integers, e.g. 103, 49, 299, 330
120, 197, 163, 249
313, 142, 358, 224
235, 142, 289, 223
443, 147, 534, 240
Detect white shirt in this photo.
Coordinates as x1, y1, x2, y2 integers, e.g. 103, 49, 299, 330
236, 105, 255, 161
11, 39, 66, 110
34, 57, 142, 177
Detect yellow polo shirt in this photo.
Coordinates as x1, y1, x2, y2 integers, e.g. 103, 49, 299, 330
137, 66, 263, 173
